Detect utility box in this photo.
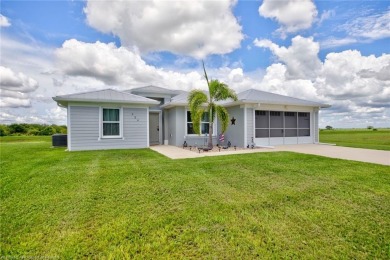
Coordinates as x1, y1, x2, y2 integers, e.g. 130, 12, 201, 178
52, 134, 67, 147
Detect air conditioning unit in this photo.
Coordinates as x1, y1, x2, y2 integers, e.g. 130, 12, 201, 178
52, 134, 67, 147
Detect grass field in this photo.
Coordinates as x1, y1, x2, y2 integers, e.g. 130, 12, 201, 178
1, 137, 389, 258
320, 128, 390, 150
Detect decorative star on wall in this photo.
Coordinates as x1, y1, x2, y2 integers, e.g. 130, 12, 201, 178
231, 117, 236, 125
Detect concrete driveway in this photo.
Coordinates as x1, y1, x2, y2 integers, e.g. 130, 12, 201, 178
274, 144, 389, 166
150, 144, 390, 166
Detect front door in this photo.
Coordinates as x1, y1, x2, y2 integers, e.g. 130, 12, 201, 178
149, 112, 160, 145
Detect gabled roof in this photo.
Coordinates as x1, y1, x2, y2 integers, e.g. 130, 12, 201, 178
53, 89, 160, 107
126, 85, 184, 96
234, 89, 330, 108
162, 88, 330, 108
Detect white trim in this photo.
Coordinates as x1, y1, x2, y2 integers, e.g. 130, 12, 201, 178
67, 104, 72, 151
100, 107, 123, 139
253, 108, 255, 145
146, 107, 150, 147
98, 107, 102, 141
244, 105, 247, 147
68, 102, 150, 108
121, 106, 124, 140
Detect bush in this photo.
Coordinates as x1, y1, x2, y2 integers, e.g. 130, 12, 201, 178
0, 124, 67, 136
0, 125, 9, 136
39, 126, 55, 136
27, 128, 40, 136
8, 124, 27, 134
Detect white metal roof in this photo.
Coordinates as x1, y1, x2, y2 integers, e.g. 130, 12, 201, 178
234, 89, 330, 108
161, 88, 330, 108
126, 85, 184, 95
53, 89, 160, 107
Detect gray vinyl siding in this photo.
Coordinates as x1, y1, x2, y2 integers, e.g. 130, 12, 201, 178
166, 106, 217, 146
224, 106, 245, 147
69, 106, 148, 151
166, 107, 177, 145
246, 108, 254, 146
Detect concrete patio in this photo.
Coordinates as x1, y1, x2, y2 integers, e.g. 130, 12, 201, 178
150, 144, 390, 166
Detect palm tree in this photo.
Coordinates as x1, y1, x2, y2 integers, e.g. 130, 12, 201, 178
188, 62, 238, 149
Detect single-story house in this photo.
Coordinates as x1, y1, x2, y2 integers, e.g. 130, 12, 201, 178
53, 85, 330, 151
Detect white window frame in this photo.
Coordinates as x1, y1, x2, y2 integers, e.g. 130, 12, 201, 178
100, 107, 123, 139
185, 110, 217, 137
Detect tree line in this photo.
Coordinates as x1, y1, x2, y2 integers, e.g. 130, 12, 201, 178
0, 124, 67, 136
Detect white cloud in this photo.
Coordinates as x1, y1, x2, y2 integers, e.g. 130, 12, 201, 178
0, 66, 39, 92
320, 37, 358, 49
317, 9, 335, 25
0, 66, 39, 108
84, 0, 243, 59
254, 36, 322, 80
316, 50, 390, 102
320, 9, 390, 48
342, 9, 390, 41
55, 39, 208, 91
0, 14, 11, 27
258, 0, 318, 38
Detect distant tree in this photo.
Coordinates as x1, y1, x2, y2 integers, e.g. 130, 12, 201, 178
325, 125, 333, 130
39, 126, 55, 136
27, 128, 40, 136
8, 124, 27, 134
0, 125, 9, 136
0, 123, 67, 136
367, 126, 374, 130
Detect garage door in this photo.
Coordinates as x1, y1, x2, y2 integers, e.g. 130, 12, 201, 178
254, 110, 311, 146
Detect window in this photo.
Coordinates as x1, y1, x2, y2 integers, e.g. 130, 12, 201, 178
298, 112, 310, 136
102, 108, 121, 137
255, 110, 310, 138
187, 111, 212, 135
256, 110, 266, 116
285, 112, 295, 117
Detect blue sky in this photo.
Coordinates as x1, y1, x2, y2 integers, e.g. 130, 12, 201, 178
0, 0, 389, 127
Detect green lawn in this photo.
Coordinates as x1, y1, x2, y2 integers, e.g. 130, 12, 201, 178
320, 128, 390, 150
1, 137, 389, 258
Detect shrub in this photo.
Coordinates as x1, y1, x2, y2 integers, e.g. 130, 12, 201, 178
0, 124, 67, 136
0, 125, 9, 136
8, 124, 27, 134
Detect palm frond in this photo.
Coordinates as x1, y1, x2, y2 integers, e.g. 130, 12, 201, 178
188, 90, 208, 113
216, 105, 229, 133
209, 79, 238, 101
192, 109, 205, 135
188, 90, 208, 135
208, 103, 217, 124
